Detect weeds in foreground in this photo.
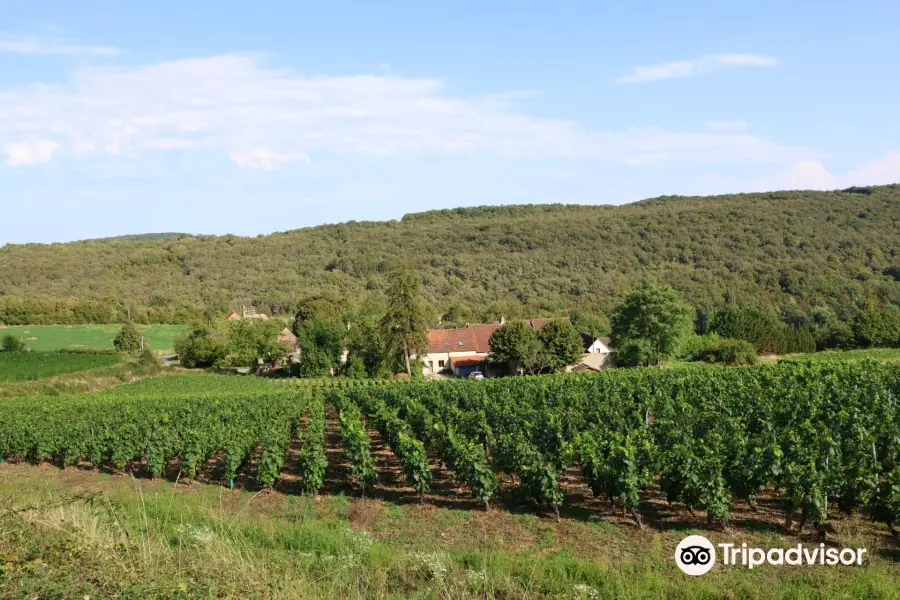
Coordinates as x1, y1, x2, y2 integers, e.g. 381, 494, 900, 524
0, 473, 899, 599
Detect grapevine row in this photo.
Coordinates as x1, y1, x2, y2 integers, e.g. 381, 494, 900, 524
338, 361, 900, 533
297, 396, 327, 494
332, 392, 377, 496
0, 385, 307, 490
352, 393, 432, 501
389, 395, 498, 510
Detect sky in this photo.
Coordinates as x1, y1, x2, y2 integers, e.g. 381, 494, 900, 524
1, 0, 899, 244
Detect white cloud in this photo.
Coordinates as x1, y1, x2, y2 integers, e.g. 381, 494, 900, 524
0, 54, 812, 169
617, 54, 777, 84
708, 119, 748, 133
0, 37, 119, 57
2, 139, 59, 166
229, 147, 311, 171
845, 151, 900, 186
755, 152, 900, 191
758, 160, 838, 190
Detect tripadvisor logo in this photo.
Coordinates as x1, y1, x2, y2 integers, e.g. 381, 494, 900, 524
675, 535, 868, 576
675, 535, 716, 576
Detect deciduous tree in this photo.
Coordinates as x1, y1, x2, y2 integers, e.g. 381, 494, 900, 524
298, 317, 346, 377
611, 283, 692, 366
538, 319, 584, 371
488, 320, 542, 374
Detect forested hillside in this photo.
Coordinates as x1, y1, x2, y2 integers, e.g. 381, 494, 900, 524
1, 185, 898, 326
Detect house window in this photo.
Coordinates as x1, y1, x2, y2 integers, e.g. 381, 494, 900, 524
428, 360, 433, 368
438, 360, 445, 368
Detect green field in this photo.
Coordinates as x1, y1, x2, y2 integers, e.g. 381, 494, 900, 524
778, 347, 900, 363
0, 324, 185, 352
0, 351, 121, 382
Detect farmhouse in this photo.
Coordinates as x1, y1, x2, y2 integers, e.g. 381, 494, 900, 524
418, 318, 613, 378
420, 325, 487, 378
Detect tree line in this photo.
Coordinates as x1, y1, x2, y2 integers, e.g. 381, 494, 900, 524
172, 269, 900, 378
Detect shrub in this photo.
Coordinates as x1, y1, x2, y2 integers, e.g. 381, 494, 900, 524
113, 323, 142, 354
1, 334, 24, 353
698, 339, 757, 365
139, 348, 160, 366
676, 333, 720, 361
175, 325, 226, 368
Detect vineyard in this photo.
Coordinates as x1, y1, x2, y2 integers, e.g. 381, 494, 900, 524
2, 363, 900, 536
328, 361, 900, 534
0, 350, 121, 381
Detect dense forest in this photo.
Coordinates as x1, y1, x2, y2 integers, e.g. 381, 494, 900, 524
0, 185, 898, 328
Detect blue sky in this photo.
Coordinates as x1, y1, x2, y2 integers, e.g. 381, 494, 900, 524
2, 0, 899, 244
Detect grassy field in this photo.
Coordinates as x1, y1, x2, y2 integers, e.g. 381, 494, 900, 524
1, 459, 898, 599
0, 351, 121, 382
777, 347, 900, 363
0, 354, 163, 397
0, 324, 185, 352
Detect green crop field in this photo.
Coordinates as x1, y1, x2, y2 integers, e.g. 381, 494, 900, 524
0, 324, 185, 352
0, 351, 122, 382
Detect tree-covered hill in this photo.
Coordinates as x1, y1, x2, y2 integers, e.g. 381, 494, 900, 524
1, 185, 898, 325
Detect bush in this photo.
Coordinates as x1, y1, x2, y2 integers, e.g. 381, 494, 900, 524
113, 323, 142, 354
175, 325, 226, 368
139, 348, 160, 367
1, 334, 24, 353
677, 333, 720, 361
698, 339, 757, 365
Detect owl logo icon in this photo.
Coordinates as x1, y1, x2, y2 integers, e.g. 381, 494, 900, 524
675, 535, 716, 576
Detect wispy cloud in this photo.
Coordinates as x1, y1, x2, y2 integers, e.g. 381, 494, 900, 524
0, 36, 119, 57
0, 54, 812, 170
617, 53, 777, 84
230, 147, 311, 171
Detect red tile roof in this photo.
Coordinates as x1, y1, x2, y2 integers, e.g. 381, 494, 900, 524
426, 327, 478, 354
468, 323, 503, 353
451, 356, 485, 368
427, 318, 562, 355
